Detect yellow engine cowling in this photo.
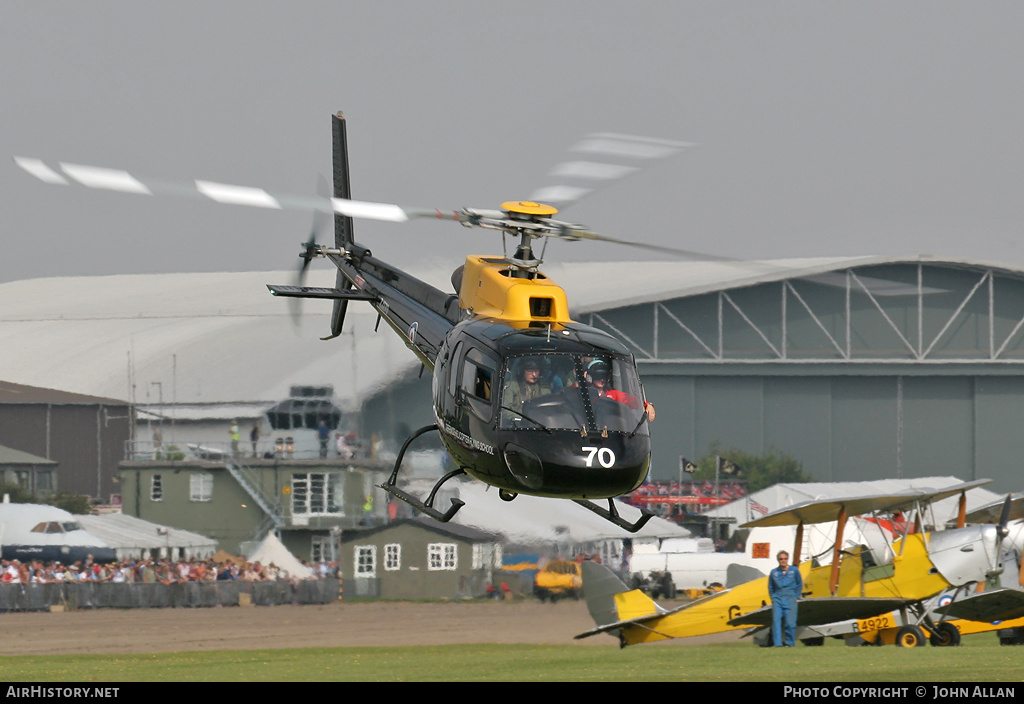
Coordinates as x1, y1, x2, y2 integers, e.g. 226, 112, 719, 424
458, 255, 572, 324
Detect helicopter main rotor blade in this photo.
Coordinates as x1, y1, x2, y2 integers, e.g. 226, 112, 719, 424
15, 155, 726, 263
549, 224, 740, 261
529, 133, 695, 209
13, 156, 436, 222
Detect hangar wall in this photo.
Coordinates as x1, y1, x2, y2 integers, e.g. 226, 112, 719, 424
592, 261, 1024, 494
640, 372, 1024, 490
0, 383, 131, 502
357, 260, 1024, 495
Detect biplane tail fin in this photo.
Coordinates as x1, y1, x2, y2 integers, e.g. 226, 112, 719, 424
581, 561, 662, 627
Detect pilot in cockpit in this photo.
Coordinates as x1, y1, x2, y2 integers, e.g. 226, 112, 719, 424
504, 357, 552, 413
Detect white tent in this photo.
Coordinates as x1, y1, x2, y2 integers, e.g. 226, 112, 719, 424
246, 532, 313, 579
74, 512, 216, 561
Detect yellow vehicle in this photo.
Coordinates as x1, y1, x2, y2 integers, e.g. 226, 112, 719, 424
534, 560, 583, 602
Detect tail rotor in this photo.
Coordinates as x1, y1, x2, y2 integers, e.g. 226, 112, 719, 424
288, 175, 333, 327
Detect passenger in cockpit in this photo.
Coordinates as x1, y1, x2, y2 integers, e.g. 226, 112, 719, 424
584, 359, 656, 421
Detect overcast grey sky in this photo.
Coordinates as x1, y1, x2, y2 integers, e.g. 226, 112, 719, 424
3, 1, 1023, 285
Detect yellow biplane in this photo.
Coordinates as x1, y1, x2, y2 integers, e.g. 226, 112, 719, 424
577, 480, 1019, 647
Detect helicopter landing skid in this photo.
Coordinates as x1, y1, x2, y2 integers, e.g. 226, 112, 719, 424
572, 498, 655, 534
380, 424, 466, 523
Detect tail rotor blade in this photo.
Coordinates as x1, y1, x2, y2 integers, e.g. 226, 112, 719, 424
289, 177, 334, 328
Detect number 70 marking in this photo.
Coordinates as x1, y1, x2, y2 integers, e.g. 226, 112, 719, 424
582, 446, 616, 468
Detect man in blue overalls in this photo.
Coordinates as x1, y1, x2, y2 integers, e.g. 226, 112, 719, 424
768, 550, 803, 647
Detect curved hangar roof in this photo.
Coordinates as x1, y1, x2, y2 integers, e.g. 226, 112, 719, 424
1, 255, 1012, 408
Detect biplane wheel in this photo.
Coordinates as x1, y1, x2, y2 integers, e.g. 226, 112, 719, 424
800, 637, 825, 647
896, 625, 926, 648
929, 622, 961, 647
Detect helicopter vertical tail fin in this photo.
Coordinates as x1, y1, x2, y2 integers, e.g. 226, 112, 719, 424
332, 111, 355, 247
327, 111, 357, 339
581, 561, 661, 627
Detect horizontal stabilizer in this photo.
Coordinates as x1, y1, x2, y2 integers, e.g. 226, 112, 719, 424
727, 597, 912, 628
936, 588, 1024, 623
616, 587, 663, 622
267, 285, 378, 301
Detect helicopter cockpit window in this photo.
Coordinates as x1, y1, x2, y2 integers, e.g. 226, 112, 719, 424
461, 360, 493, 402
500, 353, 647, 434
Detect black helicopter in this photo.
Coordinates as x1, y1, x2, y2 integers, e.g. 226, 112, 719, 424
265, 113, 683, 532
14, 112, 691, 532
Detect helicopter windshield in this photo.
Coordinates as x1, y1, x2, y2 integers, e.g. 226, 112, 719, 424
499, 353, 647, 434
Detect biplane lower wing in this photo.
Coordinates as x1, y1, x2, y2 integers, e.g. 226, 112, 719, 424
727, 597, 914, 628
573, 589, 731, 642
935, 588, 1024, 623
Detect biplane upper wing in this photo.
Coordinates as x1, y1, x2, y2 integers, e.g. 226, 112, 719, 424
935, 588, 1024, 623
741, 494, 921, 528
963, 494, 1024, 525
726, 597, 914, 628
741, 479, 993, 529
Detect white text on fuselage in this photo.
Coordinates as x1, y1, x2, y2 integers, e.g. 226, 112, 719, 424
435, 411, 495, 455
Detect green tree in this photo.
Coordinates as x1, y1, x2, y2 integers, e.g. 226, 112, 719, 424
688, 443, 811, 493
0, 481, 35, 504
45, 490, 93, 515
0, 482, 92, 514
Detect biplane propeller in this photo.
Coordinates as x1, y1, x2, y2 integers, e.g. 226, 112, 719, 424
15, 112, 695, 532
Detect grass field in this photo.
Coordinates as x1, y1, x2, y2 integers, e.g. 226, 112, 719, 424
2, 637, 1021, 682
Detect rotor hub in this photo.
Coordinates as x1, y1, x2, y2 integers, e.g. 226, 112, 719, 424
501, 201, 558, 220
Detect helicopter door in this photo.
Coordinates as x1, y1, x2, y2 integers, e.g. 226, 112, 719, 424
432, 338, 463, 422
447, 341, 464, 398
457, 347, 497, 423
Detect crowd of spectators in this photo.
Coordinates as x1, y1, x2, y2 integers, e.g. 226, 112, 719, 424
1, 556, 340, 585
